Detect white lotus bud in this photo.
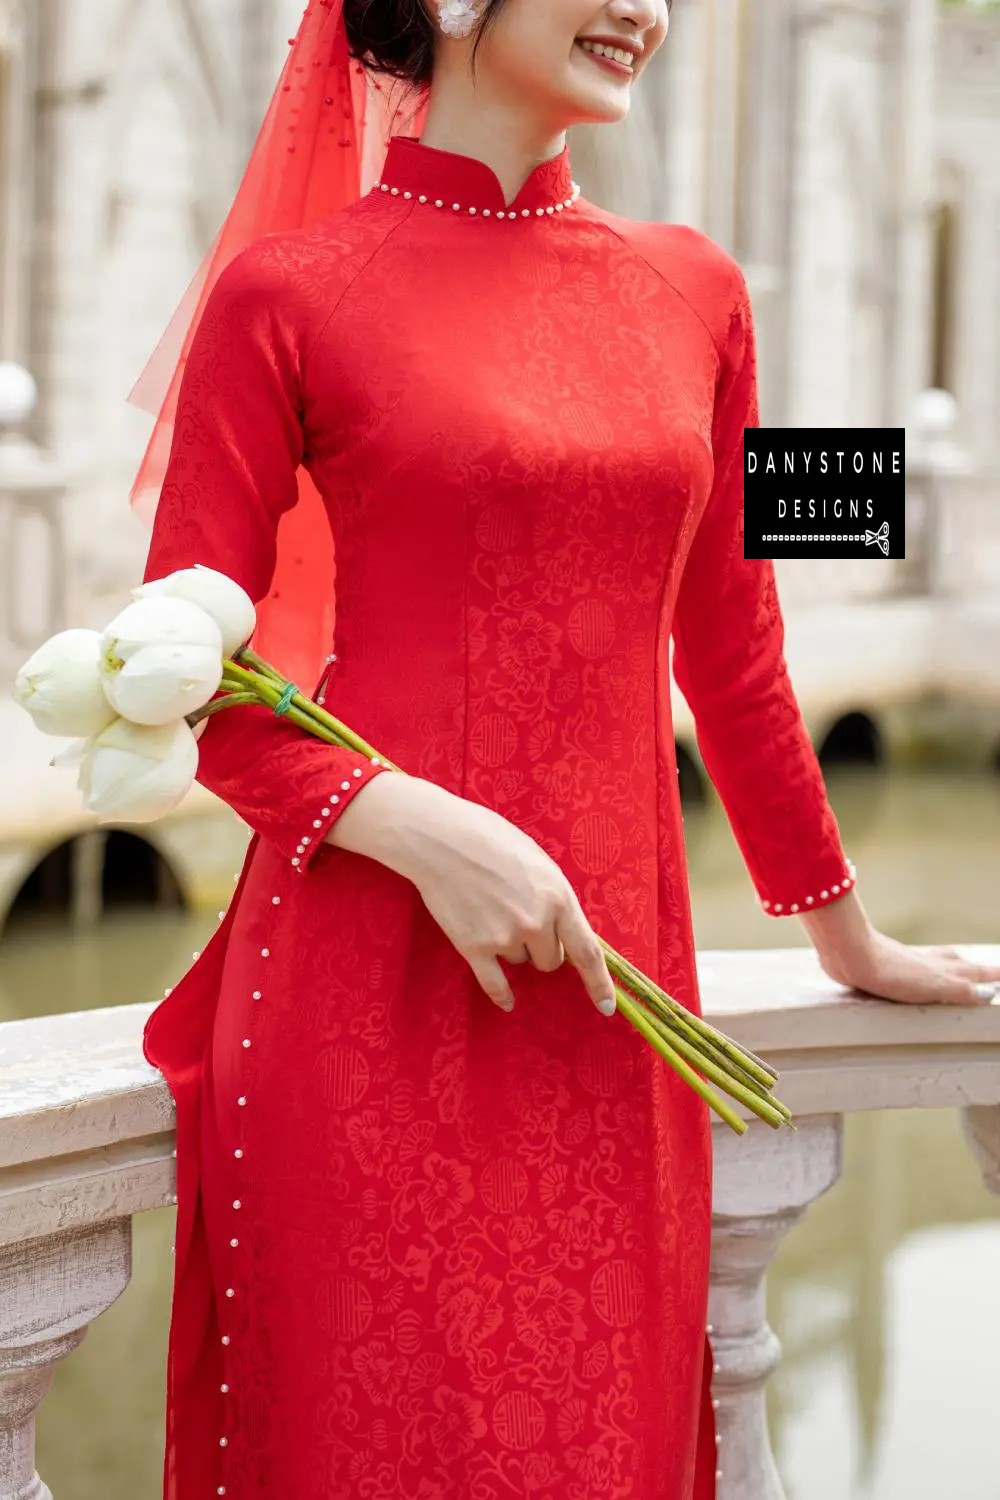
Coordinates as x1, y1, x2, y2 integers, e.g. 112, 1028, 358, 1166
14, 629, 117, 738
56, 717, 199, 823
100, 596, 223, 725
133, 565, 256, 658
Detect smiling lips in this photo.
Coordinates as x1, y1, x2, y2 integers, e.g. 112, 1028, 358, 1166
576, 39, 636, 77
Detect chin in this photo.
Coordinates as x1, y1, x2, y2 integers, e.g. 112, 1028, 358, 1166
565, 89, 632, 126
541, 77, 633, 128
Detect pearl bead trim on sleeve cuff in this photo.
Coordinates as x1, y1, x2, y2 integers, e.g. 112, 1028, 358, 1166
757, 858, 856, 916
290, 757, 388, 873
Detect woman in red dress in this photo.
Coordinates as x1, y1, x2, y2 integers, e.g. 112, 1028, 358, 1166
136, 2, 1000, 1497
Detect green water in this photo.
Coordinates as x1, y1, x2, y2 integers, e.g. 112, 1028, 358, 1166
0, 766, 997, 1500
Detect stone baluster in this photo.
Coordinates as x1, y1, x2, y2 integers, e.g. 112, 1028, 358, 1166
708, 1114, 843, 1499
0, 1221, 132, 1500
961, 1104, 1000, 1196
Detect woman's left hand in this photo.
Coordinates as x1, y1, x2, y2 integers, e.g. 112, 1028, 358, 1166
799, 889, 1000, 1007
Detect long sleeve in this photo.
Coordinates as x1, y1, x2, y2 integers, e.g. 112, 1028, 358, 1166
671, 267, 855, 916
141, 243, 388, 871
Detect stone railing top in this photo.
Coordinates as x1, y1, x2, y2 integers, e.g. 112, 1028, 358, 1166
699, 943, 1000, 1118
1, 944, 998, 1246
0, 1002, 163, 1166
699, 942, 1000, 1046
0, 1001, 169, 1249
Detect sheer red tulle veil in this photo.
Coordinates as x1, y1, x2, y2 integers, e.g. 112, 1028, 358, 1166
127, 0, 429, 690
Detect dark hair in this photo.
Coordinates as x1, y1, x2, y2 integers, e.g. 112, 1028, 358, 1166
344, 0, 510, 90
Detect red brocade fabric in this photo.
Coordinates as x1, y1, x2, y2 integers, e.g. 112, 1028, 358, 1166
141, 137, 852, 1500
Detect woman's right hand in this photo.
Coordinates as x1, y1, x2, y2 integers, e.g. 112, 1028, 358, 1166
328, 772, 617, 1017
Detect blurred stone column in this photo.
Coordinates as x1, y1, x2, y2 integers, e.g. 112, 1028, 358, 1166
709, 1114, 843, 1500
0, 366, 70, 683
0, 0, 36, 366
884, 0, 939, 431
704, 0, 740, 251
903, 386, 974, 597
962, 1105, 1000, 1197
736, 0, 795, 426
657, 0, 711, 228
0, 1221, 132, 1500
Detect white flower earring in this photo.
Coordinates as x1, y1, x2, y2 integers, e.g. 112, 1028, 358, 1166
437, 0, 484, 39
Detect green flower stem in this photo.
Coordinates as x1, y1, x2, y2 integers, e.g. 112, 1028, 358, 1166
221, 660, 279, 698
606, 946, 779, 1088
641, 1008, 787, 1129
231, 646, 284, 684
628, 982, 789, 1116
608, 944, 779, 1083
199, 676, 343, 748
220, 663, 390, 763
288, 694, 393, 765
626, 982, 791, 1124
614, 986, 747, 1135
229, 649, 397, 768
279, 701, 342, 742
605, 960, 773, 1092
188, 692, 259, 724
638, 994, 790, 1118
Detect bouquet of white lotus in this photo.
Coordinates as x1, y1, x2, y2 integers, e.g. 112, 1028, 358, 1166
15, 566, 792, 1137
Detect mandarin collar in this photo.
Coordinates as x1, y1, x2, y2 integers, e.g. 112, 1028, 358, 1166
378, 136, 576, 217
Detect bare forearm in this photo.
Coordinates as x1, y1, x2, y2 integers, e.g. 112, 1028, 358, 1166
324, 771, 441, 879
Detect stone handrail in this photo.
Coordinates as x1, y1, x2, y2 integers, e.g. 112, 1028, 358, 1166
698, 946, 1000, 1496
1, 945, 999, 1500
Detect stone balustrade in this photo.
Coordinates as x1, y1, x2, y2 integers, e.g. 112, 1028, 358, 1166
1, 945, 998, 1499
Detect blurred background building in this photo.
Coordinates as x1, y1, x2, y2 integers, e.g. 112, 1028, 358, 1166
1, 0, 999, 925
0, 0, 997, 608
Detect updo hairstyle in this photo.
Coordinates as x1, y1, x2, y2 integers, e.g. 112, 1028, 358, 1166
343, 0, 510, 89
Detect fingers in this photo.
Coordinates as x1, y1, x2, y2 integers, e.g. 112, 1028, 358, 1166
471, 897, 616, 1018
932, 954, 1000, 1003
957, 964, 1000, 987
557, 903, 617, 1016
947, 977, 995, 1006
497, 940, 532, 966
880, 970, 995, 1007
469, 956, 515, 1013
916, 948, 1000, 986
523, 931, 565, 975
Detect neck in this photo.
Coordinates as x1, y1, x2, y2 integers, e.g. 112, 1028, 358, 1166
418, 85, 567, 207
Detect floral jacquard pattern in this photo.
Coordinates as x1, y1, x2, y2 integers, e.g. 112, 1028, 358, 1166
142, 135, 851, 1500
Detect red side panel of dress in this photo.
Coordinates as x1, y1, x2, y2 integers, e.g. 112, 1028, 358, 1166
143, 842, 258, 1500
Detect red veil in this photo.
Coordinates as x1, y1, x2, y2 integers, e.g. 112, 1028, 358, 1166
127, 0, 429, 690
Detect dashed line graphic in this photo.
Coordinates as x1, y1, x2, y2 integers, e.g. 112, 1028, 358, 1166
763, 523, 890, 555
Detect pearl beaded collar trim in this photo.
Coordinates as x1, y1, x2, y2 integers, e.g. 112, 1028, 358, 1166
373, 178, 583, 219
759, 859, 857, 915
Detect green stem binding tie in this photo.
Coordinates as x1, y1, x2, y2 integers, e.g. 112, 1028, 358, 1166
273, 681, 299, 718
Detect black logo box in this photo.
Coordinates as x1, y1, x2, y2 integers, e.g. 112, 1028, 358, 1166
743, 428, 905, 560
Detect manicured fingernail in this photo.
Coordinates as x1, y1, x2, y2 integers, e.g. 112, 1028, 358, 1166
597, 995, 617, 1016
498, 997, 514, 1012
974, 983, 996, 1001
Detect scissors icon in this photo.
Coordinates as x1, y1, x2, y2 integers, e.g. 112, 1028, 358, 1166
864, 522, 889, 556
